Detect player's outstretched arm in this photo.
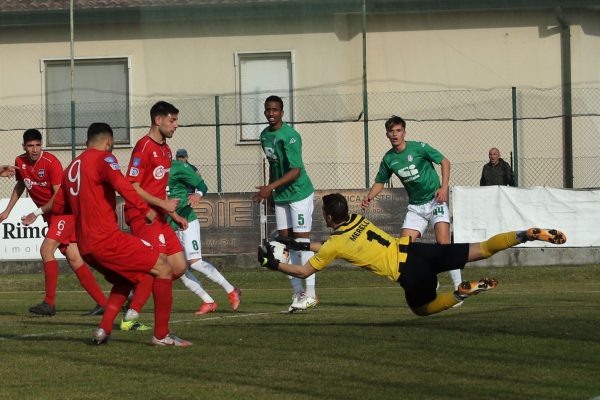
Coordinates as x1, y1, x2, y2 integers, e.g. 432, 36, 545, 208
258, 241, 318, 278
175, 161, 208, 199
145, 208, 157, 224
167, 210, 188, 230
252, 168, 301, 202
252, 185, 273, 202
0, 165, 17, 177
104, 164, 150, 216
21, 183, 61, 225
272, 235, 322, 252
131, 182, 179, 213
51, 186, 67, 216
362, 182, 385, 209
435, 158, 450, 203
180, 169, 208, 208
0, 181, 26, 223
273, 235, 309, 251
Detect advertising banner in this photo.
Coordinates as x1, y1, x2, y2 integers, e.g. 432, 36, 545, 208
1, 189, 411, 260
452, 186, 600, 247
193, 188, 414, 255
0, 198, 65, 260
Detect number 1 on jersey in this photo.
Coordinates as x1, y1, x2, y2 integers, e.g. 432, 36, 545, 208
366, 230, 390, 247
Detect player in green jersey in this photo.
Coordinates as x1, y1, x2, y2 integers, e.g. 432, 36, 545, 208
362, 116, 462, 290
252, 95, 317, 312
168, 159, 241, 315
260, 193, 566, 316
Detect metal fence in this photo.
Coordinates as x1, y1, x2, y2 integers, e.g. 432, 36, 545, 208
1, 87, 599, 198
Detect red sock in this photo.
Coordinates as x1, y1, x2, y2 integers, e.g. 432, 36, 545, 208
129, 274, 153, 313
74, 264, 107, 307
152, 278, 173, 340
43, 260, 59, 305
99, 282, 132, 334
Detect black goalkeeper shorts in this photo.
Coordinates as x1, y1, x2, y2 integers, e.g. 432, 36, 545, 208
398, 242, 469, 309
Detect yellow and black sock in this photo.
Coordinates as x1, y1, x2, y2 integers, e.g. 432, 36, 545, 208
479, 231, 520, 258
411, 292, 460, 316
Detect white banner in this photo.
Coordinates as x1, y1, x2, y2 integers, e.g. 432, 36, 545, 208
0, 198, 65, 260
452, 186, 600, 247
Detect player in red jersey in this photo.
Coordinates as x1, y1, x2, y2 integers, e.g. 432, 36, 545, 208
53, 122, 190, 346
0, 129, 107, 316
120, 101, 189, 331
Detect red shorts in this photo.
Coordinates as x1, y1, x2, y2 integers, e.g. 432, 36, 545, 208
82, 231, 160, 284
128, 215, 183, 256
45, 214, 76, 254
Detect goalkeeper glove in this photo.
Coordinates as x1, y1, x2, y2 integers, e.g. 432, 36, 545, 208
273, 235, 310, 251
257, 241, 280, 270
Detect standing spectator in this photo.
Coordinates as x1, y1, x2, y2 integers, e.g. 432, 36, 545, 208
0, 129, 106, 316
252, 95, 317, 312
362, 116, 462, 290
480, 148, 516, 186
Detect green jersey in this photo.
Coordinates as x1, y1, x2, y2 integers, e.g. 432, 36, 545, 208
374, 141, 445, 205
259, 123, 314, 204
166, 159, 208, 230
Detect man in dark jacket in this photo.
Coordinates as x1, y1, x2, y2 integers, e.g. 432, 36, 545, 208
480, 148, 515, 186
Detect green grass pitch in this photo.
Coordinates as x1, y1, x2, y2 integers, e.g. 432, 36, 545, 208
0, 265, 599, 400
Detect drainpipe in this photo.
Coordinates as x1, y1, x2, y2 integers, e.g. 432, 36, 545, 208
556, 7, 573, 188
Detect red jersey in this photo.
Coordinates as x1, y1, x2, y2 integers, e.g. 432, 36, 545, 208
15, 151, 62, 208
124, 135, 172, 222
53, 149, 150, 256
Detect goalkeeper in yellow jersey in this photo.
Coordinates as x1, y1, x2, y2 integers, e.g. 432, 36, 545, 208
258, 193, 566, 316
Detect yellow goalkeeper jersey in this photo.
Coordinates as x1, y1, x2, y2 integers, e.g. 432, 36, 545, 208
308, 214, 409, 282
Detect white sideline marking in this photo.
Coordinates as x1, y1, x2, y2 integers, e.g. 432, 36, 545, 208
0, 287, 399, 295
0, 310, 289, 341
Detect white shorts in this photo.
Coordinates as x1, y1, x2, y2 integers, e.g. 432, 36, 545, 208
402, 199, 450, 236
274, 193, 314, 233
175, 219, 202, 261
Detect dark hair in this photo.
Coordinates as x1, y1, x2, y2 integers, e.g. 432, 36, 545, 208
322, 193, 349, 224
264, 95, 284, 110
23, 129, 42, 143
384, 115, 406, 131
87, 122, 113, 141
150, 101, 179, 124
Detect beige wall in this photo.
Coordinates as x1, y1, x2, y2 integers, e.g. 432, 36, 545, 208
369, 11, 561, 90
2, 10, 597, 103
0, 8, 598, 196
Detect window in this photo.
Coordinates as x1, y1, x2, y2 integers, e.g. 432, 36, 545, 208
236, 52, 293, 142
44, 57, 130, 147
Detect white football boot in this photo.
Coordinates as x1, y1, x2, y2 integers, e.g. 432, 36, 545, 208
288, 292, 308, 312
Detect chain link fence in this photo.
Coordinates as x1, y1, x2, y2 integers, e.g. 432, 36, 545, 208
1, 87, 599, 198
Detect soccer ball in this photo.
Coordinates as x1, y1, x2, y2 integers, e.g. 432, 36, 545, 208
269, 241, 289, 263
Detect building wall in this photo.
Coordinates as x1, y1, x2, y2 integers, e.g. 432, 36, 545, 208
0, 8, 598, 194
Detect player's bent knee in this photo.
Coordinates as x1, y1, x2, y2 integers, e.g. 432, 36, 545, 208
65, 254, 81, 267
40, 238, 59, 260
168, 253, 187, 273
171, 262, 186, 276
64, 246, 83, 267
151, 258, 173, 279
410, 306, 430, 317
